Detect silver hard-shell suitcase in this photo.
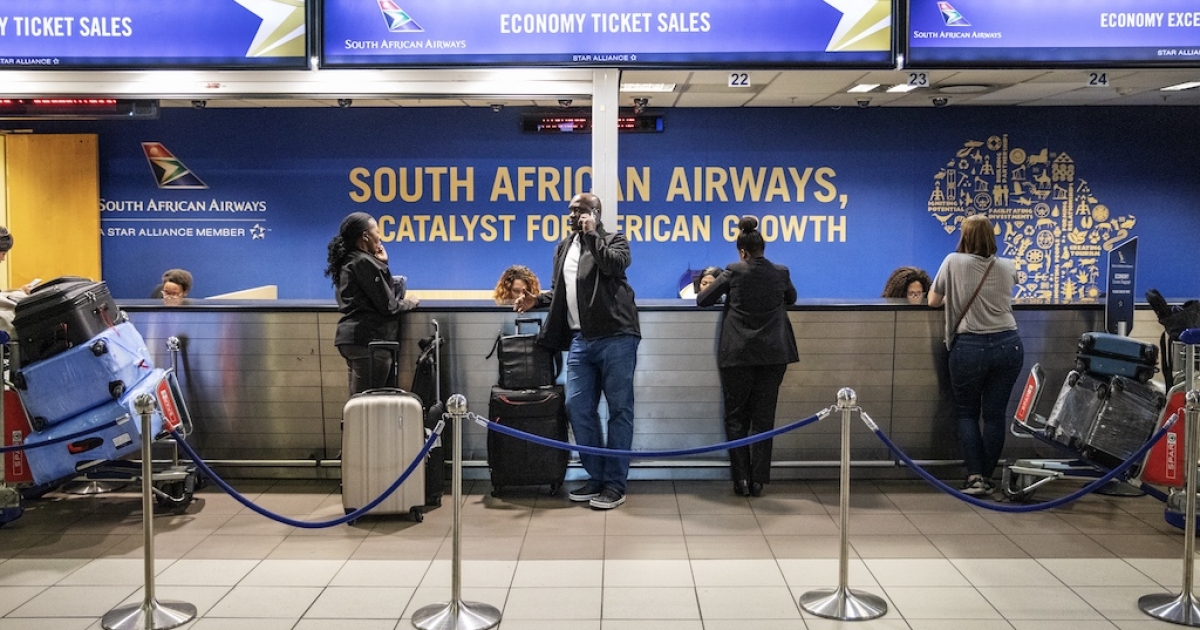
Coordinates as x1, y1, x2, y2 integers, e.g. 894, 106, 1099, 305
341, 388, 426, 521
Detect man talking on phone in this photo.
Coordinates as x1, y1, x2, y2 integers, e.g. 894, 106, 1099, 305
515, 193, 640, 510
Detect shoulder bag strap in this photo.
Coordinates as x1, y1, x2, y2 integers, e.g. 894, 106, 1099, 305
951, 256, 997, 337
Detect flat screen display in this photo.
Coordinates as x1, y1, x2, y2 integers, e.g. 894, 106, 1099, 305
908, 0, 1200, 67
322, 0, 893, 67
0, 0, 307, 68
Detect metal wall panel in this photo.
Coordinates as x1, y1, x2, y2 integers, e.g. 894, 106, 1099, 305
123, 302, 1148, 478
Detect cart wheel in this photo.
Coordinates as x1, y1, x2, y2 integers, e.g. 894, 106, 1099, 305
1066, 371, 1080, 387
1096, 382, 1110, 400
410, 506, 424, 522
1003, 474, 1036, 502
1111, 378, 1124, 394
0, 505, 23, 527
155, 481, 192, 512
1074, 359, 1086, 374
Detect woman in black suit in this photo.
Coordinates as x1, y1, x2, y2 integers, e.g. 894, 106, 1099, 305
697, 216, 799, 497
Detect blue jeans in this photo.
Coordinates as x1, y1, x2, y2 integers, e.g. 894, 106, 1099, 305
566, 333, 639, 494
948, 330, 1024, 479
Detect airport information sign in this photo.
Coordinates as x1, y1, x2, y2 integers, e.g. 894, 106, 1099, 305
322, 0, 893, 67
0, 0, 307, 68
909, 0, 1200, 67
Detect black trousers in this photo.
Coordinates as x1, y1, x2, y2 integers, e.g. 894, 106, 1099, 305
719, 363, 788, 484
338, 344, 396, 396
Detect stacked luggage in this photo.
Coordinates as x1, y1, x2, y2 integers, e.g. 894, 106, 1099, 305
486, 318, 568, 496
1044, 331, 1167, 471
9, 278, 170, 486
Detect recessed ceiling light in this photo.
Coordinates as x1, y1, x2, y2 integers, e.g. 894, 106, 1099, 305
1161, 81, 1200, 91
619, 83, 676, 93
886, 84, 920, 93
938, 85, 990, 94
847, 84, 879, 93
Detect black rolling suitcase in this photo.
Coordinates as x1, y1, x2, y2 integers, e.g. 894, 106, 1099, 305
411, 326, 446, 508
12, 277, 124, 364
1076, 332, 1157, 383
1045, 370, 1167, 469
487, 385, 569, 496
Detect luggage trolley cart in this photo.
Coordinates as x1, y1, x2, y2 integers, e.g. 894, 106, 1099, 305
81, 336, 203, 512
1003, 363, 1168, 502
1, 335, 203, 516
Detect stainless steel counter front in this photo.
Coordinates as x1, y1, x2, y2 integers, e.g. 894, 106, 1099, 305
121, 300, 1166, 480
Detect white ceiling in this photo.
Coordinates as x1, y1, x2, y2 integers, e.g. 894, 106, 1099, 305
5, 67, 1200, 109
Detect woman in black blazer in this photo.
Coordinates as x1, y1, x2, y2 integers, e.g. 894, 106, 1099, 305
697, 216, 800, 497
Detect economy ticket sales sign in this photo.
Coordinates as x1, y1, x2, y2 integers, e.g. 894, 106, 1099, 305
322, 0, 893, 67
0, 0, 306, 68
908, 0, 1200, 67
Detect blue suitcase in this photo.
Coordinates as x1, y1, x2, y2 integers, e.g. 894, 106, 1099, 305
1076, 332, 1157, 383
23, 368, 168, 486
14, 322, 155, 431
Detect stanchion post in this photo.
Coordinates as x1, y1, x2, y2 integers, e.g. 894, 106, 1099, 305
412, 394, 502, 630
1139, 338, 1200, 625
102, 394, 196, 630
799, 388, 888, 621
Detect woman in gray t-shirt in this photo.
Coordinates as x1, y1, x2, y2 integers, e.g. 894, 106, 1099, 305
928, 215, 1024, 497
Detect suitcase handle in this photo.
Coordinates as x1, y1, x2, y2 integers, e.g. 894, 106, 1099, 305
367, 340, 400, 388
497, 392, 556, 405
515, 317, 543, 335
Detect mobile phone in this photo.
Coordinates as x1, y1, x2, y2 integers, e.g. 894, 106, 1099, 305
28, 278, 42, 288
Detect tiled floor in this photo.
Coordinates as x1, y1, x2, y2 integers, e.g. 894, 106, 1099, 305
0, 476, 1195, 629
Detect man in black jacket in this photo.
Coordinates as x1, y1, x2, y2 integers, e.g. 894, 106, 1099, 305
516, 193, 640, 509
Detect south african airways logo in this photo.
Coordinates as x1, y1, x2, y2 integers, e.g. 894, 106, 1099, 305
378, 0, 423, 33
142, 142, 207, 189
938, 1, 971, 27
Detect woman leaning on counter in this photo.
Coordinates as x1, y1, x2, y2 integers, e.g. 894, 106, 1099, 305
325, 212, 419, 395
928, 215, 1024, 497
698, 216, 799, 498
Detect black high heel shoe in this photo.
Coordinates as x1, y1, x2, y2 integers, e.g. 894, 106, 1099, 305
750, 482, 764, 497
734, 480, 751, 496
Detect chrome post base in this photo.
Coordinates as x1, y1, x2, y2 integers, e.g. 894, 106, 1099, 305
102, 599, 196, 630
800, 586, 888, 621
62, 480, 127, 495
411, 600, 501, 630
1139, 592, 1200, 626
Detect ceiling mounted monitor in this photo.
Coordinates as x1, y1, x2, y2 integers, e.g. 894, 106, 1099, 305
908, 0, 1200, 67
0, 0, 307, 69
322, 0, 893, 68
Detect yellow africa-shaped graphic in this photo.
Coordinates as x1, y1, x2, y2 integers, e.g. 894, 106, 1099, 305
927, 135, 1136, 302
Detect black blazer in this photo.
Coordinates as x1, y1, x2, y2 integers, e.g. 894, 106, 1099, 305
697, 256, 799, 368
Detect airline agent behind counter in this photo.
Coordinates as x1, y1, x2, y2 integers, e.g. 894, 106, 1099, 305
325, 212, 419, 396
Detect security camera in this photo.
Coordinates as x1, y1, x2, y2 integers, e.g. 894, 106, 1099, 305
490, 103, 504, 112
931, 97, 949, 108
337, 98, 353, 108
558, 99, 573, 108
633, 97, 648, 114
191, 100, 206, 110
856, 98, 871, 108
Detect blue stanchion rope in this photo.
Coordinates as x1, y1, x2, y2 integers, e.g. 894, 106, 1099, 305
475, 409, 828, 458
170, 425, 440, 528
864, 409, 1177, 512
0, 419, 121, 454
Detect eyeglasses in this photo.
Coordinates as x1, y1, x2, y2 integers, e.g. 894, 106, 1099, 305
907, 291, 925, 298
162, 291, 185, 298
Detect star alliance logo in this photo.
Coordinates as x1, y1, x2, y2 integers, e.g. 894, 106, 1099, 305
251, 224, 267, 240
938, 2, 971, 27
378, 0, 423, 33
141, 142, 208, 189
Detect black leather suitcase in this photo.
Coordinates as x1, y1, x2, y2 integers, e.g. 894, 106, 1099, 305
487, 385, 569, 496
13, 278, 124, 365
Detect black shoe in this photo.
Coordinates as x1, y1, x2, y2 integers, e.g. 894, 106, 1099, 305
750, 482, 764, 497
734, 480, 750, 496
